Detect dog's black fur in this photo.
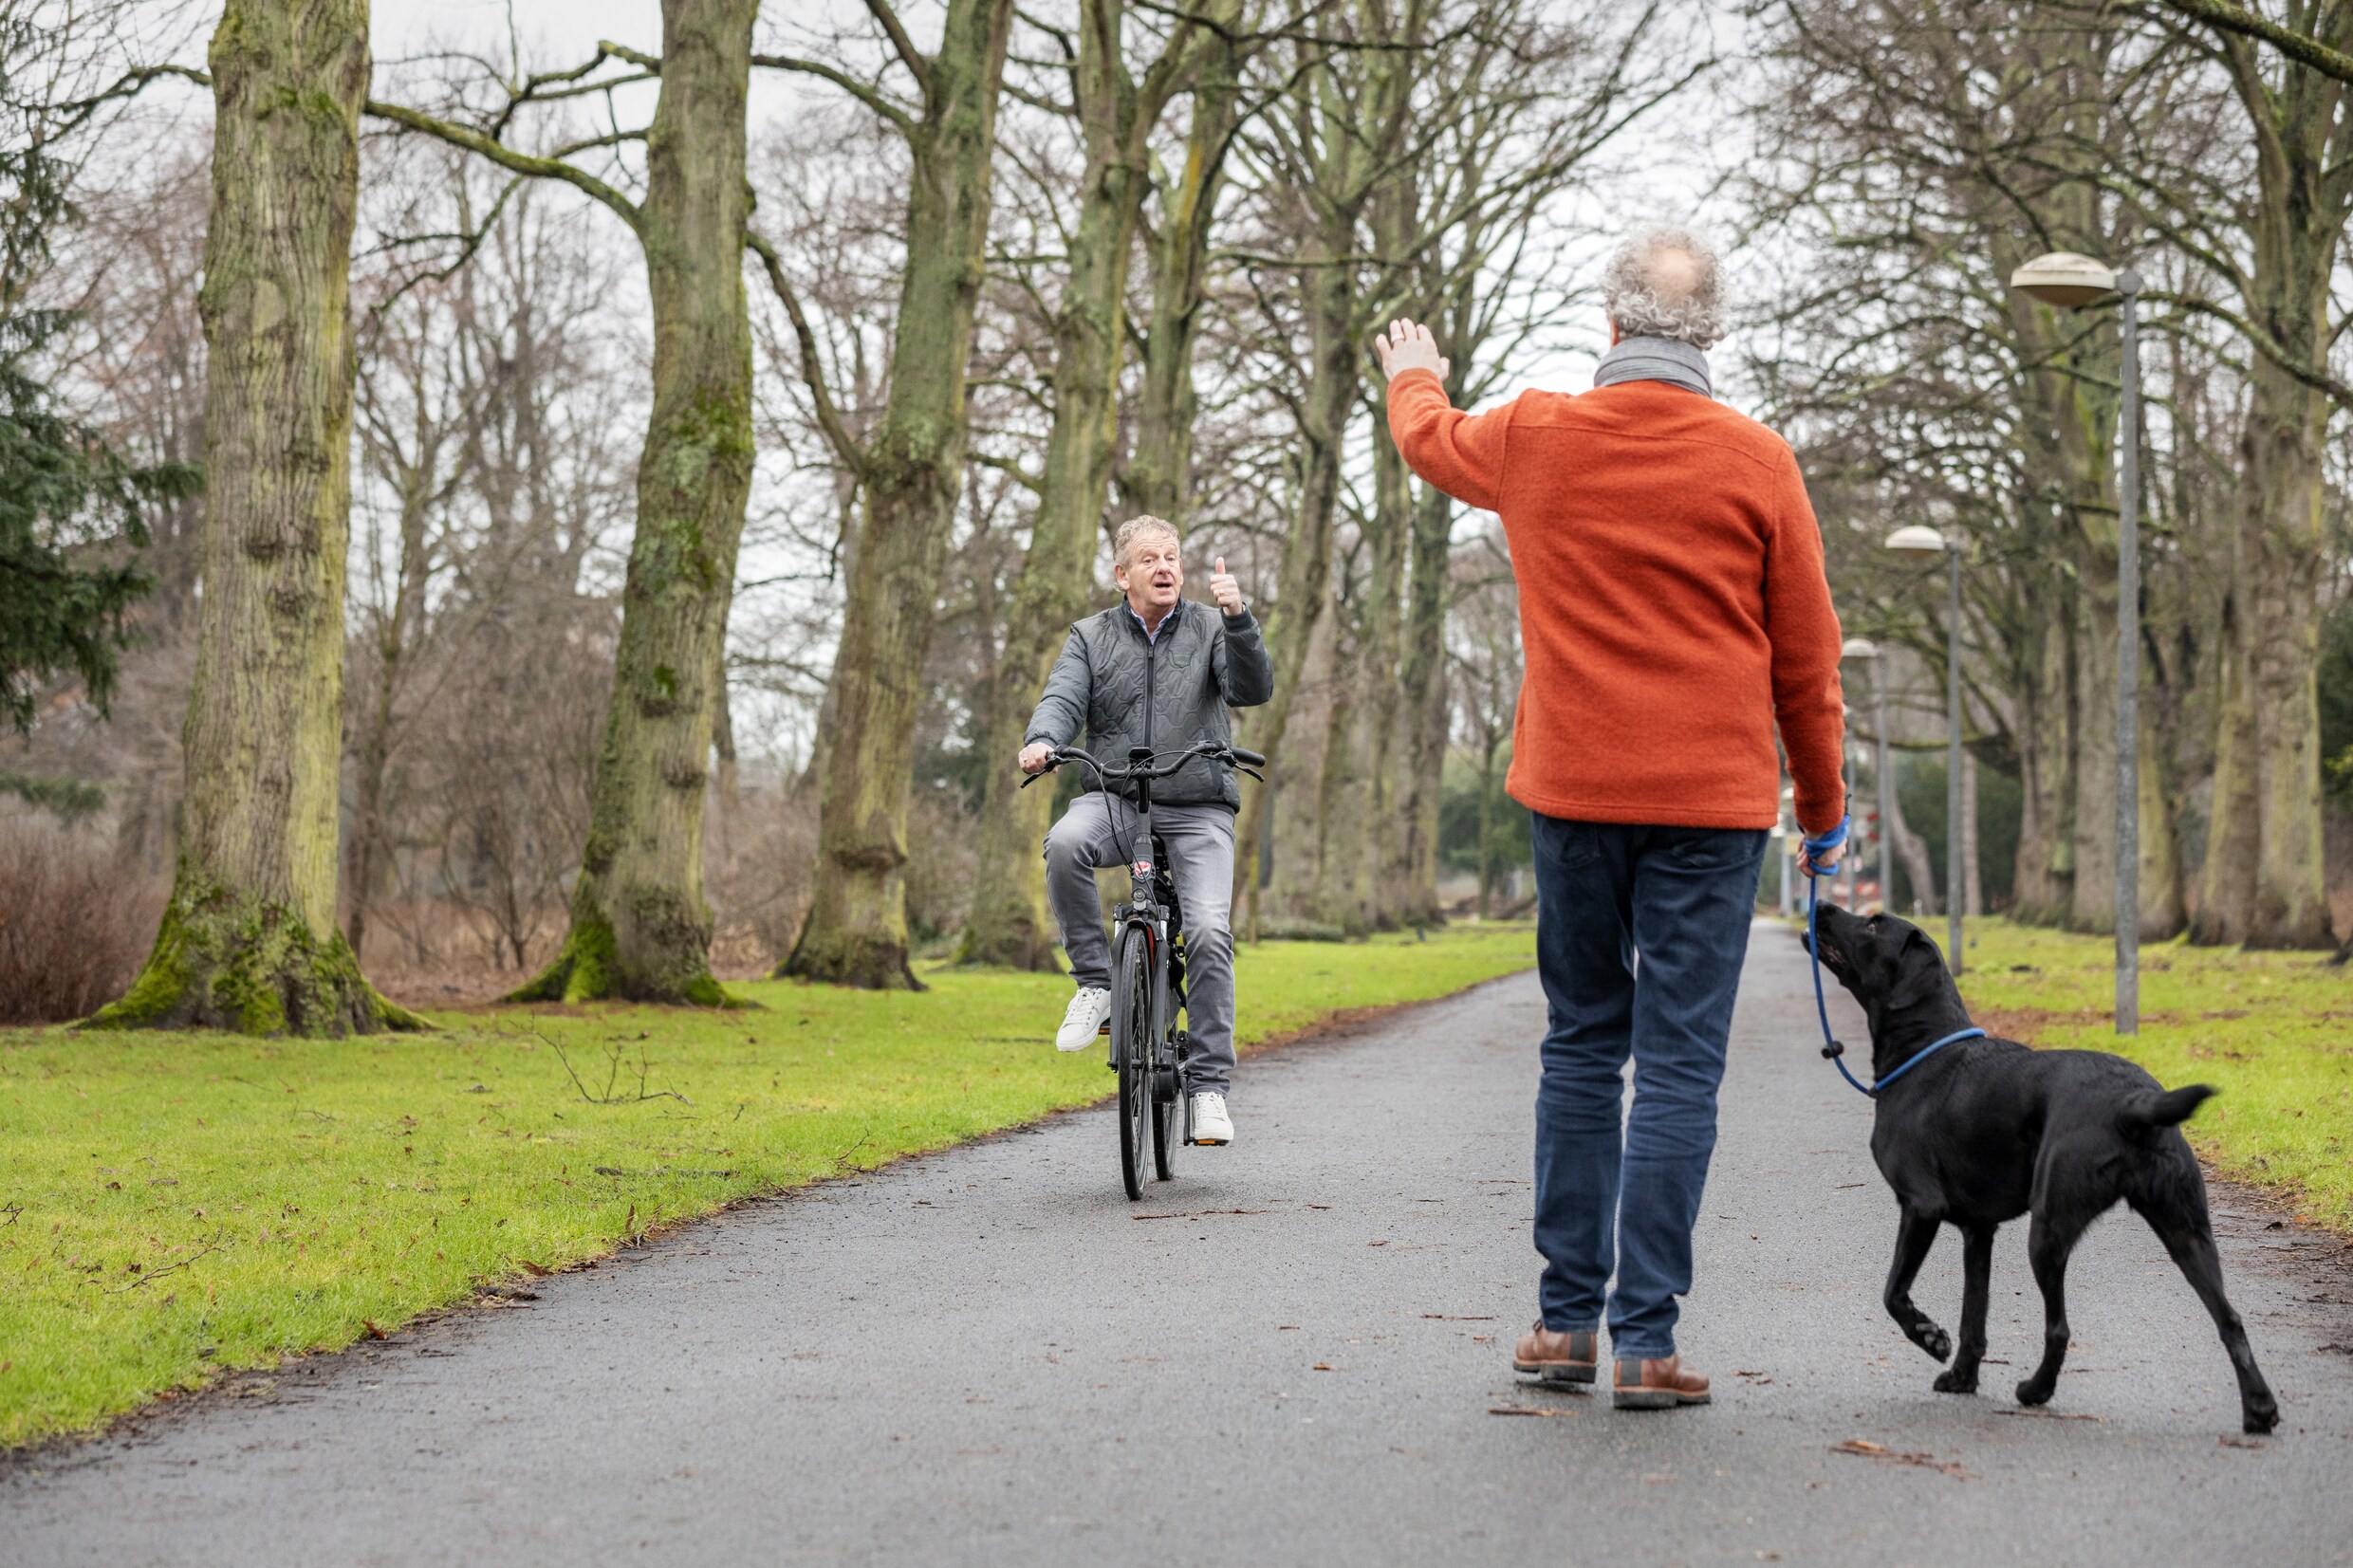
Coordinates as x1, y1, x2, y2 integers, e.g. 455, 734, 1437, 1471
1807, 903, 2278, 1434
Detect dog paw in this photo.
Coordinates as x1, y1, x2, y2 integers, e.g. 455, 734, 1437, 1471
1932, 1370, 1977, 1395
2015, 1378, 2054, 1408
2243, 1400, 2280, 1435
1917, 1325, 1952, 1362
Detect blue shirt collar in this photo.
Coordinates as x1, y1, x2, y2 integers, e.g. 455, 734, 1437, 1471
1127, 600, 1180, 644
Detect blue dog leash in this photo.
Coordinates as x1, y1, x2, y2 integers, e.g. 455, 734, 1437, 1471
1801, 814, 1984, 1098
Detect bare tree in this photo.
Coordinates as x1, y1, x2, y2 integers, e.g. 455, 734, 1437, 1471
763, 0, 1020, 988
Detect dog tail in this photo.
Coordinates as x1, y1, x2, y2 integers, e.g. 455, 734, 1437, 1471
2117, 1083, 2216, 1137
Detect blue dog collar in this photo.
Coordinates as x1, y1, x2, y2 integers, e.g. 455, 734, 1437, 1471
1869, 1026, 1987, 1095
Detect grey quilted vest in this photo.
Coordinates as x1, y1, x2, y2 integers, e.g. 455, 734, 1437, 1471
1023, 598, 1275, 809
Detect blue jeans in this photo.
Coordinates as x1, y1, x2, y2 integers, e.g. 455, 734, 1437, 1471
1529, 815, 1767, 1361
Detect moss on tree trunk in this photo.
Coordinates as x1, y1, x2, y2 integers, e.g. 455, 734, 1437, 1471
88, 0, 417, 1037
511, 0, 759, 1005
784, 0, 1015, 991
962, 0, 1217, 971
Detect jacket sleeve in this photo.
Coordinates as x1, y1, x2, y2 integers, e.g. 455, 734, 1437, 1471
1214, 608, 1274, 708
1384, 367, 1511, 512
1764, 449, 1847, 837
1025, 627, 1090, 747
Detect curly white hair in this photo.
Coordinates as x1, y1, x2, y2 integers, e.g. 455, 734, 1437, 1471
1112, 514, 1180, 568
1601, 225, 1727, 350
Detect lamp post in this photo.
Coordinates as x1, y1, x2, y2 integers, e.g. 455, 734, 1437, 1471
2010, 251, 2141, 1035
1778, 783, 1796, 916
1843, 637, 1891, 913
1887, 524, 1964, 974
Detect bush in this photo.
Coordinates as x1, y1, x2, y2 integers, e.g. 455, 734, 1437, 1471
0, 818, 163, 1024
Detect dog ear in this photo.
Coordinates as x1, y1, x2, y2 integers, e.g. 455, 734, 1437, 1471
1880, 927, 1952, 1012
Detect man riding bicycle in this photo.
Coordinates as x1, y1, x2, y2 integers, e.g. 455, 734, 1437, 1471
1018, 515, 1274, 1147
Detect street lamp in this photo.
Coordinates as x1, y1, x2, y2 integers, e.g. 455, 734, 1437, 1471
1887, 524, 1964, 975
1843, 637, 1891, 915
1778, 783, 1796, 916
2011, 251, 2142, 1036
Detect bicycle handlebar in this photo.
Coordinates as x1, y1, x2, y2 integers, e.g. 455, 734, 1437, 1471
1019, 740, 1265, 788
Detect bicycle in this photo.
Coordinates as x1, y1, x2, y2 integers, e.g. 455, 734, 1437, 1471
1024, 739, 1266, 1199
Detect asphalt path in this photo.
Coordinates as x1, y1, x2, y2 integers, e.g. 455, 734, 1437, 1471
9, 925, 2353, 1566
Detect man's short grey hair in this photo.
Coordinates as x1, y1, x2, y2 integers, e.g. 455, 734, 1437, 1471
1601, 225, 1727, 350
1113, 514, 1180, 569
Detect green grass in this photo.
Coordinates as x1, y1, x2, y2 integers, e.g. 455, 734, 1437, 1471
1953, 918, 2353, 1234
0, 927, 1534, 1448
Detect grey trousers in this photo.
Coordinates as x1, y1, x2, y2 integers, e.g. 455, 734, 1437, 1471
1044, 793, 1238, 1096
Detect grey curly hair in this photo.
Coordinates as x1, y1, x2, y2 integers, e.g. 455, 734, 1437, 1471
1600, 225, 1727, 350
1113, 514, 1180, 569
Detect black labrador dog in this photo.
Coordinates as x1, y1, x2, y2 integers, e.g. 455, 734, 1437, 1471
1807, 903, 2278, 1434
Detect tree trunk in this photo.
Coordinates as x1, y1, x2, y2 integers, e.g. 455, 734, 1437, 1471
512, 0, 759, 1005
1960, 746, 1982, 917
1886, 753, 1938, 917
1324, 419, 1409, 931
962, 0, 1183, 969
1474, 730, 1500, 919
2067, 560, 2121, 932
1393, 476, 1452, 927
1233, 246, 1358, 935
785, 0, 1015, 988
2204, 357, 2333, 946
2196, 586, 2259, 943
1312, 611, 1365, 929
2191, 27, 2349, 949
89, 0, 417, 1034
344, 426, 438, 966
2008, 576, 2077, 923
1118, 22, 1235, 526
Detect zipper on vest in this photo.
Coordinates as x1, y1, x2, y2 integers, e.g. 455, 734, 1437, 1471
1141, 608, 1158, 764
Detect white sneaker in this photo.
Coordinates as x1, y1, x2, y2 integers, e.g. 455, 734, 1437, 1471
1055, 987, 1113, 1052
1190, 1092, 1232, 1146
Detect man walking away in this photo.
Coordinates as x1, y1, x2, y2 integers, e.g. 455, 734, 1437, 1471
1375, 226, 1847, 1410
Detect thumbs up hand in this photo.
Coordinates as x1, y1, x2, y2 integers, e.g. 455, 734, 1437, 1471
1209, 556, 1247, 616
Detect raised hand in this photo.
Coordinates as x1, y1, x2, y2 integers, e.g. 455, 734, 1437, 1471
1373, 318, 1450, 381
1209, 556, 1247, 615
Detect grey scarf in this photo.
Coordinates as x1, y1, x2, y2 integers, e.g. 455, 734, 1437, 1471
1593, 335, 1713, 397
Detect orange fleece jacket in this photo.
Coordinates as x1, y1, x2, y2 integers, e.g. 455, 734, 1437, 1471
1387, 367, 1846, 835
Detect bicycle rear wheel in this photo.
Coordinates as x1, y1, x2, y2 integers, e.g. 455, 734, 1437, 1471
1112, 924, 1154, 1200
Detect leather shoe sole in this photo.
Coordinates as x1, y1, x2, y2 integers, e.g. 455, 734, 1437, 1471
1611, 1383, 1711, 1409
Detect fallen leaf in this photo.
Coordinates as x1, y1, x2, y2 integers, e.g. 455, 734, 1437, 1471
1830, 1439, 1967, 1477
1312, 1362, 1337, 1372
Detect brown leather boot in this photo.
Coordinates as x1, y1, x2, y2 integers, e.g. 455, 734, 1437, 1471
1511, 1321, 1598, 1385
1612, 1355, 1711, 1410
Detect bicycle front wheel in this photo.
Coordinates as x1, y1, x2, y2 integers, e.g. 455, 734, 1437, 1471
1111, 924, 1155, 1201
